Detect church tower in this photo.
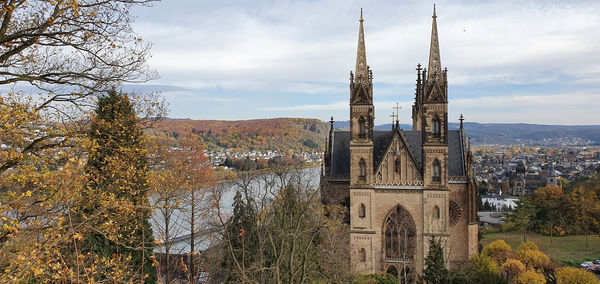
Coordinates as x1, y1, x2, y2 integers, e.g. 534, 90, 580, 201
349, 9, 375, 188
421, 5, 449, 189
349, 9, 376, 273
420, 4, 451, 252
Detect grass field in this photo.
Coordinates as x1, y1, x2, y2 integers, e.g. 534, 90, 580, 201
482, 231, 600, 267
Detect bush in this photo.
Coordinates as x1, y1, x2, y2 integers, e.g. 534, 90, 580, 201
467, 254, 506, 284
482, 240, 513, 264
555, 267, 599, 284
517, 249, 551, 270
351, 273, 398, 284
513, 270, 546, 284
500, 258, 526, 278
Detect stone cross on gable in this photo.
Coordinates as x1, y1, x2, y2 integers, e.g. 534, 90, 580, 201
393, 103, 402, 123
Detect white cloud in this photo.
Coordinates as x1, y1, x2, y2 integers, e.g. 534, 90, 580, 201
452, 91, 600, 108
262, 101, 348, 111
130, 0, 600, 124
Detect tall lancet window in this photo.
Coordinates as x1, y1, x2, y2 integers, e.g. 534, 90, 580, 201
433, 205, 440, 219
433, 116, 441, 138
359, 203, 366, 218
432, 159, 441, 183
359, 248, 367, 262
358, 116, 366, 138
359, 158, 367, 182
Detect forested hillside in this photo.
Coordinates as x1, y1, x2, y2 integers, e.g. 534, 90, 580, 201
149, 118, 329, 152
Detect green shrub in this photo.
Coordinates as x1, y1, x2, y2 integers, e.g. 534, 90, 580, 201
351, 273, 398, 284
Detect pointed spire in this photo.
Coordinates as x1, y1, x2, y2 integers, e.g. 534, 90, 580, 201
427, 4, 442, 83
355, 8, 368, 84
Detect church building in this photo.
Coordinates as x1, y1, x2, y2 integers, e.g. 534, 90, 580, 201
320, 7, 479, 282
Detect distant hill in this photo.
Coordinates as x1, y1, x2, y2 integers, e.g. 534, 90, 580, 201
451, 122, 600, 146
338, 120, 600, 146
148, 118, 329, 152
149, 118, 600, 151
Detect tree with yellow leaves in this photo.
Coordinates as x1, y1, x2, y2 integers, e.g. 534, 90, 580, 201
76, 90, 156, 282
482, 239, 513, 265
514, 270, 546, 284
149, 136, 216, 283
1, 1, 161, 281
500, 258, 526, 281
555, 267, 599, 284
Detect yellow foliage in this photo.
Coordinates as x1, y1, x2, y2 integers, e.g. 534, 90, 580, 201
517, 248, 551, 269
482, 239, 512, 264
514, 270, 546, 284
518, 240, 539, 251
500, 258, 526, 277
469, 253, 499, 276
555, 267, 599, 284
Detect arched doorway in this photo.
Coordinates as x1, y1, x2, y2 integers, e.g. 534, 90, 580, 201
383, 205, 416, 283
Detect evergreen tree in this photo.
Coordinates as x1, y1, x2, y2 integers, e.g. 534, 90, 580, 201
79, 90, 156, 282
422, 237, 449, 284
221, 190, 258, 282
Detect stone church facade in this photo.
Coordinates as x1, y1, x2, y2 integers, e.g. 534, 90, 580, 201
320, 7, 478, 282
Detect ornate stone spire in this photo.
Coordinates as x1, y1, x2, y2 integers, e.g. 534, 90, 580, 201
355, 8, 368, 84
427, 4, 442, 84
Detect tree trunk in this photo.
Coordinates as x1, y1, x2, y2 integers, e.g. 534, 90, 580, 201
165, 209, 171, 284
190, 190, 196, 283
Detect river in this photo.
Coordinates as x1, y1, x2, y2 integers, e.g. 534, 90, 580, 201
149, 167, 321, 254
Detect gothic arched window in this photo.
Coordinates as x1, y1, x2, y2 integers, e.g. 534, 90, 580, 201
359, 203, 366, 218
433, 116, 441, 138
384, 205, 416, 278
358, 116, 366, 138
433, 205, 440, 219
359, 158, 367, 182
394, 158, 401, 175
359, 248, 366, 262
432, 159, 441, 183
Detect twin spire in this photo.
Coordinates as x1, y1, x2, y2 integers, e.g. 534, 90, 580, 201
427, 4, 442, 83
354, 6, 442, 84
355, 8, 368, 83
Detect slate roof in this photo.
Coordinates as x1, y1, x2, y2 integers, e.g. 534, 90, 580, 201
329, 129, 465, 176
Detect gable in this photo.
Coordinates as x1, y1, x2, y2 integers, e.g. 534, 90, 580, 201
373, 130, 422, 186
328, 130, 465, 177
425, 81, 445, 102
352, 85, 370, 105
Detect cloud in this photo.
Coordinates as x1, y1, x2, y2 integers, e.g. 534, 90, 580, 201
452, 91, 600, 108
262, 101, 348, 111
129, 0, 600, 124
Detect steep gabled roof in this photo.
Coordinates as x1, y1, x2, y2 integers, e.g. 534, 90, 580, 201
372, 129, 422, 175
329, 129, 465, 176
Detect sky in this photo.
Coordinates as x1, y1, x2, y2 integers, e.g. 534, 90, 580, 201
131, 0, 600, 125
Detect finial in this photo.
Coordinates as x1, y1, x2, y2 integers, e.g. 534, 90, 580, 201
360, 8, 363, 22
433, 4, 437, 18
459, 114, 464, 129
330, 116, 334, 124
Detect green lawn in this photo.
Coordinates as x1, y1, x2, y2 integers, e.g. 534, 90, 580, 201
482, 231, 600, 266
